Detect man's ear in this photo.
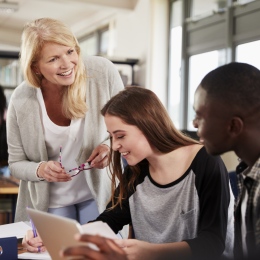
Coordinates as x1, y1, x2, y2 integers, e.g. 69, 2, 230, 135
228, 117, 244, 136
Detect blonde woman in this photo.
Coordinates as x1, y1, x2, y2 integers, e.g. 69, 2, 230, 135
7, 18, 124, 226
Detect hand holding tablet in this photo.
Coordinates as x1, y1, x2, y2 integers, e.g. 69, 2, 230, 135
26, 208, 118, 260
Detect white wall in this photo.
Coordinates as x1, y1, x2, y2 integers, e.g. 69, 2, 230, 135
148, 0, 169, 104
110, 0, 151, 88
221, 152, 239, 172
96, 0, 169, 106
115, 0, 169, 106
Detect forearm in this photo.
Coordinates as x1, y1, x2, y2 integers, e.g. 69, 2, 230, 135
9, 160, 40, 181
121, 240, 192, 260
147, 241, 192, 260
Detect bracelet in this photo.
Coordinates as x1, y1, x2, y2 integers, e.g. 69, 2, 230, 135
36, 161, 46, 181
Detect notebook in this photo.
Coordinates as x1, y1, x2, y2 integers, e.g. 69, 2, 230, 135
26, 208, 118, 260
0, 221, 31, 239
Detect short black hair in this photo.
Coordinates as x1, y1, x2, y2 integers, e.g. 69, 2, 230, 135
200, 62, 260, 109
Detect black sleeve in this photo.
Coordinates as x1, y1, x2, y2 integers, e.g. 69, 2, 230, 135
185, 148, 231, 260
93, 166, 134, 233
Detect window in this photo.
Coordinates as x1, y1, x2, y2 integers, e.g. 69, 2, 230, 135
169, 26, 182, 129
236, 40, 260, 69
79, 26, 109, 58
187, 50, 225, 130
168, 0, 182, 129
235, 0, 256, 4
79, 33, 98, 57
0, 58, 22, 88
190, 0, 226, 19
99, 28, 109, 55
168, 0, 260, 130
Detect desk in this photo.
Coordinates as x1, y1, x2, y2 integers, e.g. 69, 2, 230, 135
0, 176, 19, 194
0, 184, 19, 194
18, 239, 34, 260
18, 239, 27, 254
0, 176, 19, 223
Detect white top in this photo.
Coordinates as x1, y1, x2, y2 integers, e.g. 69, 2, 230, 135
241, 172, 248, 258
37, 89, 92, 207
8, 56, 125, 226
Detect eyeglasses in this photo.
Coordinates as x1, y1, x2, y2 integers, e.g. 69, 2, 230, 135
68, 163, 92, 177
59, 146, 92, 177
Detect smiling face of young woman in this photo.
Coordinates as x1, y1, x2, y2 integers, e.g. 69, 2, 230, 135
35, 42, 79, 88
104, 114, 154, 166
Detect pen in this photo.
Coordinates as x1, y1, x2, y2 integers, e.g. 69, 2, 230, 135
29, 214, 41, 253
59, 146, 63, 167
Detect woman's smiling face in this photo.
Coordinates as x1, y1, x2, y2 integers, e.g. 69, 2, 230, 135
35, 42, 78, 87
104, 114, 154, 166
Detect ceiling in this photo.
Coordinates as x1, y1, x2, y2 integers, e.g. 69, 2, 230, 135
0, 0, 138, 51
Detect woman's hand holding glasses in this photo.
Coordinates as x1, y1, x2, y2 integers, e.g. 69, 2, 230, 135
36, 161, 72, 182
67, 144, 110, 177
37, 144, 110, 181
86, 144, 110, 169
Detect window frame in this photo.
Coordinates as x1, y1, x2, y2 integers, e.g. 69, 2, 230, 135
168, 0, 260, 130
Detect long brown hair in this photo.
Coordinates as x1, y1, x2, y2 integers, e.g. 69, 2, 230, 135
101, 86, 199, 208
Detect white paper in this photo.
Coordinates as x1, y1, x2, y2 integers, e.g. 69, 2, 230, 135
0, 221, 31, 239
18, 251, 51, 260
81, 221, 118, 239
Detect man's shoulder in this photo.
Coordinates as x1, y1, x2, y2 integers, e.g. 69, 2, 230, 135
249, 157, 260, 181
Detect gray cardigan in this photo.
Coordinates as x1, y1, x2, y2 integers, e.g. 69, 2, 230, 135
7, 56, 124, 223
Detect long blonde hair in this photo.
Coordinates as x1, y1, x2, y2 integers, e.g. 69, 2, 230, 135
20, 18, 87, 119
101, 86, 199, 208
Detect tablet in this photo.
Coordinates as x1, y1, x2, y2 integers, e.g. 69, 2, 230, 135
26, 208, 117, 260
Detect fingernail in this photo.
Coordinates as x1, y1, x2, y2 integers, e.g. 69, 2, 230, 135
75, 234, 81, 240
